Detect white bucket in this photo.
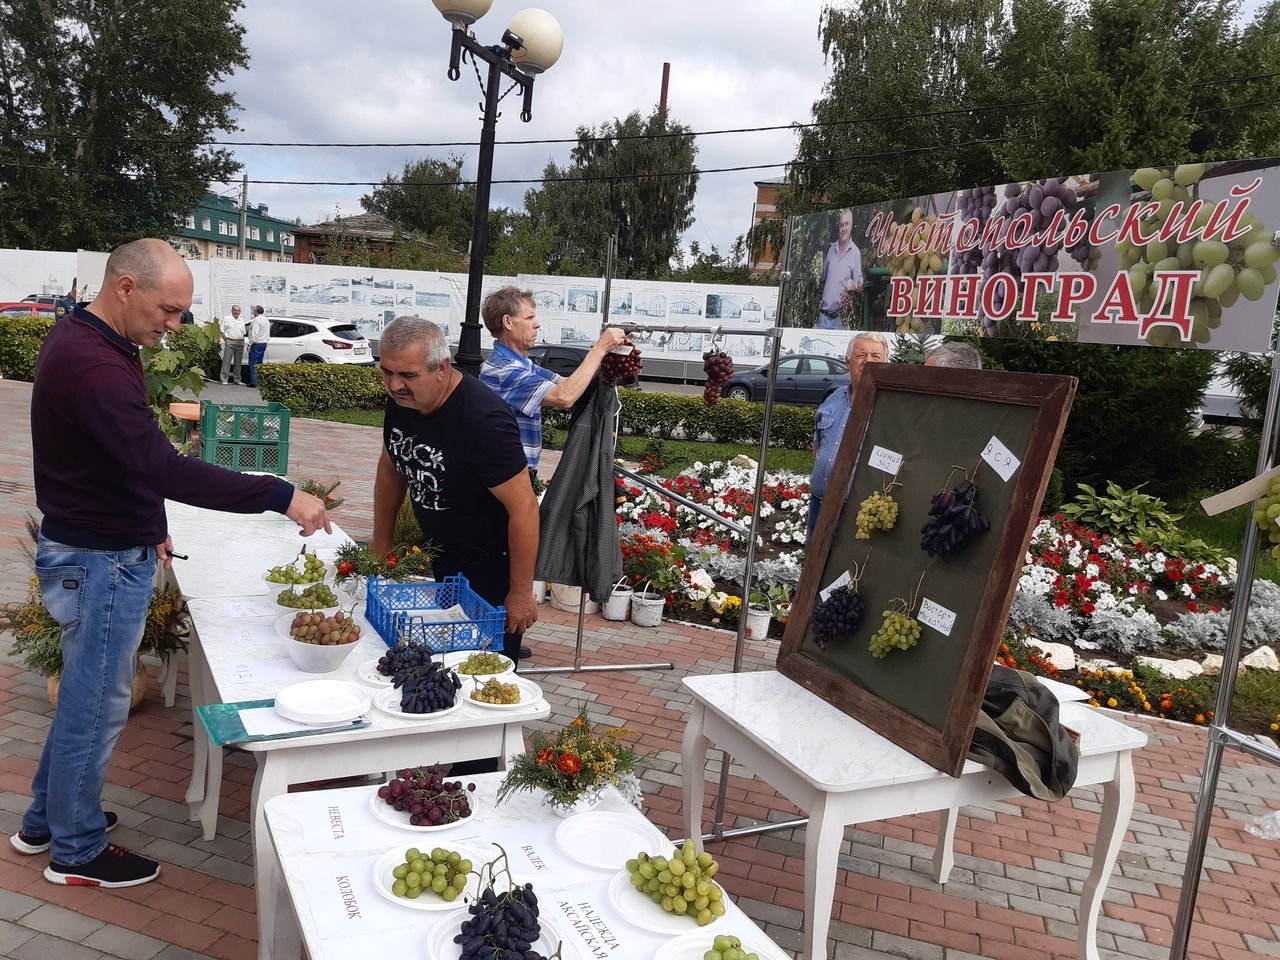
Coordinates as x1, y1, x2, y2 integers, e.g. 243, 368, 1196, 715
602, 583, 633, 621
745, 605, 772, 640
630, 591, 666, 628
549, 583, 601, 615
532, 580, 547, 604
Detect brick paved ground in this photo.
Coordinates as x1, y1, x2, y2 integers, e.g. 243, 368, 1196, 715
1, 377, 1278, 960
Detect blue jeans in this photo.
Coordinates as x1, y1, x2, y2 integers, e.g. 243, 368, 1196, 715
246, 342, 267, 386
807, 496, 823, 542
23, 535, 154, 864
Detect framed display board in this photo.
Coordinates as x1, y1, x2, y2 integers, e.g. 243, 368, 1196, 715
778, 365, 1076, 776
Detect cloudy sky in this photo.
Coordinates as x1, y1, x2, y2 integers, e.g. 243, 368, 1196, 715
222, 1, 831, 256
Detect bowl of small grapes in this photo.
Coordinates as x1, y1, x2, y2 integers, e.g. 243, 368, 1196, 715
280, 610, 363, 673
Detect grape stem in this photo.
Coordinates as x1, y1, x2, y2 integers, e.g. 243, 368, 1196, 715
849, 548, 872, 589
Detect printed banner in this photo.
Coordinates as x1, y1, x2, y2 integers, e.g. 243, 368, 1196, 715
781, 158, 1280, 352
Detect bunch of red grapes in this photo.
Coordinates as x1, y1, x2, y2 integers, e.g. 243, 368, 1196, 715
702, 349, 733, 405
601, 345, 642, 384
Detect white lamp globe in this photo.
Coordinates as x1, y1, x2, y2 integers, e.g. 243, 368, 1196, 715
507, 8, 564, 74
432, 0, 492, 26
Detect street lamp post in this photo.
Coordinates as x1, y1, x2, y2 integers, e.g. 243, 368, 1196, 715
432, 1, 563, 376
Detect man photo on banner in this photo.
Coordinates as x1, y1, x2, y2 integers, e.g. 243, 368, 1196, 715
807, 332, 888, 540
817, 209, 864, 330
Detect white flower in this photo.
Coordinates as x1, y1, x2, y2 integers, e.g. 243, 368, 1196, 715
686, 568, 716, 600
1156, 590, 1168, 601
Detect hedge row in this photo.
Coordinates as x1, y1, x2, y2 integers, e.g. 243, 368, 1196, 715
0, 316, 56, 381
257, 363, 387, 412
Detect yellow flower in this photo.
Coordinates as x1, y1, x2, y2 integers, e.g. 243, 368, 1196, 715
1107, 698, 1118, 708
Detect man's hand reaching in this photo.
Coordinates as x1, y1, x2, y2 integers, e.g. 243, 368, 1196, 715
286, 490, 333, 536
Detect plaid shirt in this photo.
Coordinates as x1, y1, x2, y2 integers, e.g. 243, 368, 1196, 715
480, 341, 560, 469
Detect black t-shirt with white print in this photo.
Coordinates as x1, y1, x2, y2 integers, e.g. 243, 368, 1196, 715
382, 374, 528, 554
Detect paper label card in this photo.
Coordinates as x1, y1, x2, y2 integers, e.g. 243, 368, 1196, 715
917, 598, 957, 637
867, 445, 904, 476
234, 624, 281, 646
820, 570, 852, 603
981, 436, 1021, 482
223, 599, 279, 619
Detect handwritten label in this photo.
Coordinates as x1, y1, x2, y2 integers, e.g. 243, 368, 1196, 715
981, 436, 1021, 483
557, 899, 624, 958
917, 598, 957, 637
223, 599, 279, 619
819, 570, 852, 603
234, 624, 280, 646
867, 445, 903, 476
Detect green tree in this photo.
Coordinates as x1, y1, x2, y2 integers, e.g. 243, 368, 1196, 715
485, 208, 561, 276
524, 107, 699, 279
0, 0, 248, 250
668, 237, 760, 285
360, 155, 476, 253
319, 222, 465, 273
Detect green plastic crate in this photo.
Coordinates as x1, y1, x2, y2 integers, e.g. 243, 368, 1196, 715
198, 401, 290, 475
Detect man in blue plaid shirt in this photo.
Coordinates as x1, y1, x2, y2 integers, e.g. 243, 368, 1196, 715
480, 287, 629, 473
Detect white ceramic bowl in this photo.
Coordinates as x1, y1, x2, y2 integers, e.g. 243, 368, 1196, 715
284, 634, 361, 673
273, 679, 371, 724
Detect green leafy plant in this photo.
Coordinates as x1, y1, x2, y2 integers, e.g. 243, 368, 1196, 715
257, 363, 386, 413
141, 322, 220, 444
0, 316, 55, 380
1060, 481, 1183, 544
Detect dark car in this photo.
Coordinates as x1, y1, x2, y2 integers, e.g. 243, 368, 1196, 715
526, 343, 639, 387
722, 353, 850, 405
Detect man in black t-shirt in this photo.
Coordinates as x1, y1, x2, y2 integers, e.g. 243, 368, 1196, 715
370, 316, 539, 664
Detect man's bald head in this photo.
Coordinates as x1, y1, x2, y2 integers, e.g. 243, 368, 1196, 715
103, 238, 186, 291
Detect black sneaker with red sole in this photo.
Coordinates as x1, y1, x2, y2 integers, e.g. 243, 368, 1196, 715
45, 843, 160, 888
10, 811, 118, 855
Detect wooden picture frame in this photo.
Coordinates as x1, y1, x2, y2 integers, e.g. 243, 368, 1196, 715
778, 364, 1076, 776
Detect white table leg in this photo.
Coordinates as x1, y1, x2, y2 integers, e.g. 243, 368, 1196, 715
160, 649, 180, 708
270, 872, 303, 960
1077, 750, 1136, 960
253, 754, 292, 960
199, 735, 225, 842
681, 701, 709, 854
801, 794, 841, 960
184, 644, 209, 819
932, 807, 959, 883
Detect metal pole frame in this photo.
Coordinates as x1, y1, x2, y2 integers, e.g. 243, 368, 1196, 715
1170, 346, 1280, 959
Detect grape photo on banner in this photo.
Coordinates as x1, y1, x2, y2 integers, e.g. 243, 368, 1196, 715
779, 158, 1280, 353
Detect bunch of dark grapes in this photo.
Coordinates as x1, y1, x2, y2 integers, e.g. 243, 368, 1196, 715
811, 585, 865, 651
702, 349, 734, 405
397, 660, 461, 714
377, 764, 477, 826
377, 641, 434, 682
601, 346, 642, 384
919, 477, 990, 561
455, 873, 549, 960
950, 185, 996, 275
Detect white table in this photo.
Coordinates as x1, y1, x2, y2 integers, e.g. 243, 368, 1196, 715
264, 775, 794, 960
166, 503, 549, 960
680, 671, 1148, 960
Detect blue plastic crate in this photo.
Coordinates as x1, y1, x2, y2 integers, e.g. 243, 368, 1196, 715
365, 574, 506, 652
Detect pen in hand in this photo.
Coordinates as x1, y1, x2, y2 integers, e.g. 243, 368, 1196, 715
165, 551, 189, 560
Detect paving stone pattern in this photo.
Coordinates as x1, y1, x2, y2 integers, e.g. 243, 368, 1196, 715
0, 377, 1278, 959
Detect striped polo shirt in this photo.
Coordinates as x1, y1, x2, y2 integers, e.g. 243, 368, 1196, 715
479, 341, 560, 469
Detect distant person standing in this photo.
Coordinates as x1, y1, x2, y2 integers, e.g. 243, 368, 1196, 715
245, 306, 270, 387
219, 304, 245, 384
817, 209, 863, 330
54, 279, 78, 321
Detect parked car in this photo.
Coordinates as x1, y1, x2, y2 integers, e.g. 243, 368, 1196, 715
20, 295, 58, 305
721, 353, 850, 405
264, 315, 375, 365
526, 343, 639, 387
0, 302, 57, 319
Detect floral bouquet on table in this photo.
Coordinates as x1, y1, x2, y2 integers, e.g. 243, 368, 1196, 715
299, 478, 345, 511
496, 705, 645, 815
333, 541, 436, 603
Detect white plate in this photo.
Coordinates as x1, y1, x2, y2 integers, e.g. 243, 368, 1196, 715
653, 931, 787, 960
370, 842, 486, 913
554, 811, 668, 871
424, 906, 562, 960
273, 679, 371, 725
606, 868, 730, 935
355, 656, 396, 686
461, 674, 543, 711
372, 685, 461, 721
442, 650, 515, 677
367, 784, 483, 832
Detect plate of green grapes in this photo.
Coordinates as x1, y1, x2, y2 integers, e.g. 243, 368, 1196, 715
464, 674, 543, 711
653, 932, 785, 960
262, 552, 329, 586
610, 844, 732, 934
442, 650, 515, 677
272, 582, 340, 615
371, 842, 484, 912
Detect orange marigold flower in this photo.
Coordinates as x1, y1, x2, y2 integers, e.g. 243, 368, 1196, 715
536, 748, 555, 766
557, 753, 582, 775
1194, 714, 1206, 725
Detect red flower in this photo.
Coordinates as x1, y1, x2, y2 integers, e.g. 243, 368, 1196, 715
1080, 601, 1096, 615
1186, 601, 1199, 613
336, 560, 355, 577
557, 753, 582, 775
536, 748, 555, 766
385, 554, 399, 569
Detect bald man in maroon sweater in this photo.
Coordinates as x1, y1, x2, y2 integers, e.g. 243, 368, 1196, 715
12, 239, 331, 889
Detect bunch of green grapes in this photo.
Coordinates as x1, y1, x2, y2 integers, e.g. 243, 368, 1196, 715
855, 489, 900, 539
470, 677, 521, 704
887, 206, 943, 335
265, 551, 326, 584
275, 582, 338, 609
457, 651, 509, 675
626, 843, 725, 927
388, 845, 471, 902
868, 608, 922, 658
1118, 163, 1278, 348
1252, 479, 1280, 559
703, 935, 762, 960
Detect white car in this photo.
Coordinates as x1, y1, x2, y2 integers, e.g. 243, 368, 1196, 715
264, 315, 375, 365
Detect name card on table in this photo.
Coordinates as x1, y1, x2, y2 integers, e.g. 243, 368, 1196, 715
548, 893, 658, 960
296, 790, 387, 854
223, 599, 280, 619
298, 854, 420, 939
211, 656, 303, 692
233, 623, 281, 646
